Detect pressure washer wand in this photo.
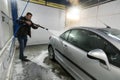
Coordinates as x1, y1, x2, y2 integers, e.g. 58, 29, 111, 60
33, 23, 48, 30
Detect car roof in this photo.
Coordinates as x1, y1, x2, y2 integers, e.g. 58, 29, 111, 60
69, 26, 108, 30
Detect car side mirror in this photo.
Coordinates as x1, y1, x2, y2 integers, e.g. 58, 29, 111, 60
88, 49, 110, 70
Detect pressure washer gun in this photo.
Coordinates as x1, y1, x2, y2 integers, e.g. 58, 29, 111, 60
33, 23, 48, 30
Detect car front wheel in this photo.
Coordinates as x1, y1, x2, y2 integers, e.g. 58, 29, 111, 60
48, 46, 55, 60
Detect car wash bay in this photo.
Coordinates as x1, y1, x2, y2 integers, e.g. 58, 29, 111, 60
0, 0, 120, 80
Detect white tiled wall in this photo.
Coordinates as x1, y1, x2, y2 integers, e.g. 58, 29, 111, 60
0, 0, 9, 16
0, 0, 15, 80
78, 0, 120, 29
0, 0, 13, 49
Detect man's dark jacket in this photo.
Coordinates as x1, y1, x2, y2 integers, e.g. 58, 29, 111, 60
17, 16, 38, 37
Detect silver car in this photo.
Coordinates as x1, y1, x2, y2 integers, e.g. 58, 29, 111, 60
48, 27, 120, 80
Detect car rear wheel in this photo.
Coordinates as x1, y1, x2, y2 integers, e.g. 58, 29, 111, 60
48, 46, 55, 60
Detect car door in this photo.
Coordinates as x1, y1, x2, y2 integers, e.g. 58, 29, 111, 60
78, 30, 120, 80
62, 29, 94, 80
57, 30, 71, 53
78, 30, 110, 80
62, 29, 87, 64
54, 30, 71, 58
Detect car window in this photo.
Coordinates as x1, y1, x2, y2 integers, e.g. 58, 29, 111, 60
105, 44, 120, 67
67, 29, 90, 51
60, 30, 71, 41
68, 29, 106, 52
87, 32, 106, 51
67, 29, 79, 46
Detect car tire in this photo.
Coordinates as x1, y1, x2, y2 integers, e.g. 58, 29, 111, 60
48, 46, 55, 60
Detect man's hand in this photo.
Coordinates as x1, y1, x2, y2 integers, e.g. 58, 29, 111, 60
26, 21, 32, 25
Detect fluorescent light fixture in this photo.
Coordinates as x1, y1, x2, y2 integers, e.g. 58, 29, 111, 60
66, 6, 81, 20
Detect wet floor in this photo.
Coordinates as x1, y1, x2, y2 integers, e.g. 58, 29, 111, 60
11, 44, 74, 80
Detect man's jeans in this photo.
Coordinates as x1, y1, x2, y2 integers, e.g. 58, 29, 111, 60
17, 35, 28, 59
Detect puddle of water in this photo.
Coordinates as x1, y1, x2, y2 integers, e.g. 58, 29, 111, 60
30, 50, 49, 68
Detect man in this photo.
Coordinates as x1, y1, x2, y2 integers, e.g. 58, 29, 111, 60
17, 12, 38, 61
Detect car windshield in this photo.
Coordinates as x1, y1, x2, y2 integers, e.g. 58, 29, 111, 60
98, 28, 120, 40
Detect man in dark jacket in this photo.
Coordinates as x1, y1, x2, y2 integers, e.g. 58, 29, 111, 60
17, 12, 38, 61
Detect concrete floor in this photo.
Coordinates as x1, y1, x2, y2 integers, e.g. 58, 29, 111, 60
11, 44, 74, 80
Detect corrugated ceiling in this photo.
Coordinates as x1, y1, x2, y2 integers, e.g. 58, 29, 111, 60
47, 0, 115, 7
26, 0, 116, 9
